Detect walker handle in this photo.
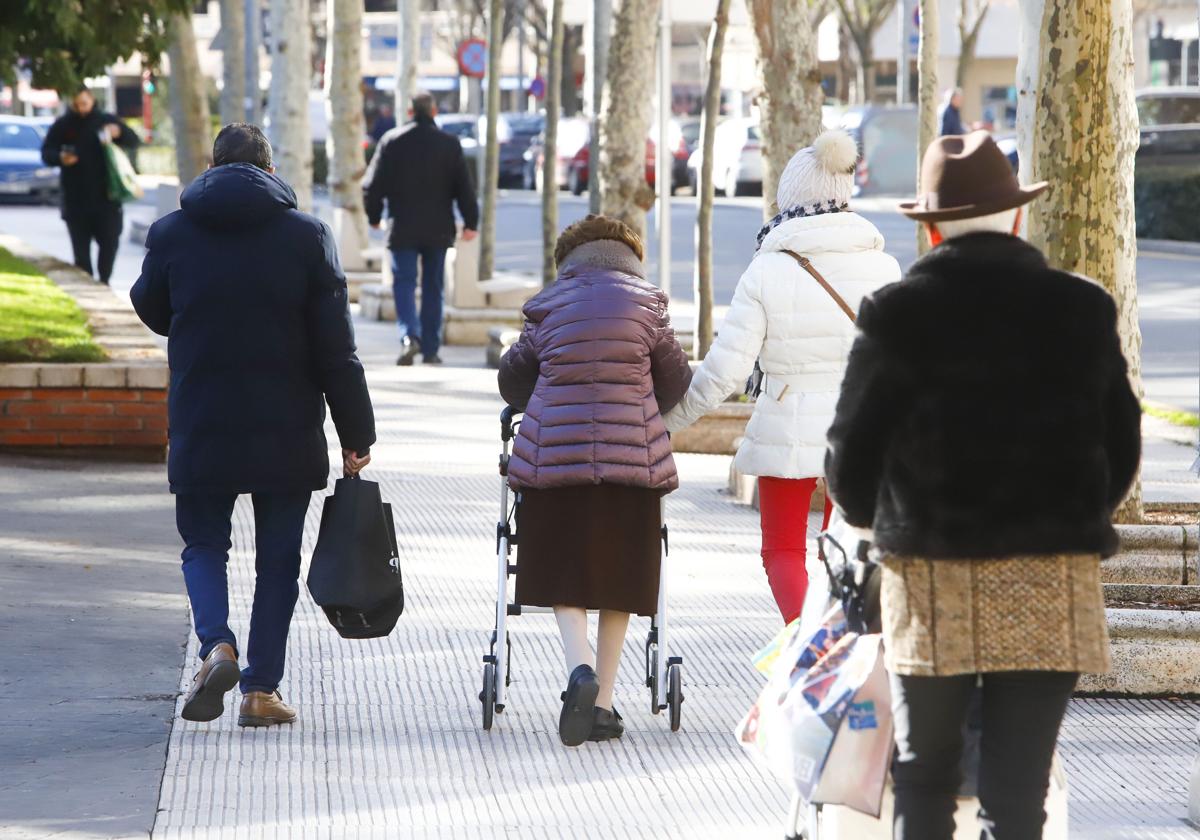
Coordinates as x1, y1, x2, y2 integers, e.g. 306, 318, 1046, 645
500, 406, 521, 442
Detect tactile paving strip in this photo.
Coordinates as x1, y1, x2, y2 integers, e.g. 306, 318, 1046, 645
155, 336, 1200, 839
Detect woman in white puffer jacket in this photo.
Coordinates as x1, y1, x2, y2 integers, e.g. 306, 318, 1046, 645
664, 130, 900, 624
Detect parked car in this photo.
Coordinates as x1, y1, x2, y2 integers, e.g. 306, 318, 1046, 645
435, 113, 482, 188
0, 116, 59, 204
839, 105, 918, 196
1135, 87, 1200, 176
565, 132, 657, 196
523, 117, 590, 191
652, 117, 700, 193
685, 118, 763, 197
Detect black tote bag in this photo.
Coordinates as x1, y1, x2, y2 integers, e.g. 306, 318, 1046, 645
307, 476, 404, 639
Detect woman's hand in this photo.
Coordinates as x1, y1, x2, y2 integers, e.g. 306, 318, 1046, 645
342, 448, 371, 477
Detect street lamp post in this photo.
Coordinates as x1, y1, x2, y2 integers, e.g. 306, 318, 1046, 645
656, 0, 671, 298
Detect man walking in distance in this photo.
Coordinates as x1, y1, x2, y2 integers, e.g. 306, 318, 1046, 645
131, 124, 376, 728
40, 86, 140, 285
363, 91, 479, 366
825, 132, 1141, 838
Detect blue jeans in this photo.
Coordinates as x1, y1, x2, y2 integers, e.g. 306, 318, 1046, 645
390, 246, 447, 359
175, 491, 311, 694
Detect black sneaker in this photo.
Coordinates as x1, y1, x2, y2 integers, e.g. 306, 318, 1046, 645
422, 355, 444, 365
589, 706, 624, 742
558, 664, 600, 747
396, 336, 421, 366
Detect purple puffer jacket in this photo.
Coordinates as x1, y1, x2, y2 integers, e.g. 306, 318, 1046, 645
498, 264, 693, 492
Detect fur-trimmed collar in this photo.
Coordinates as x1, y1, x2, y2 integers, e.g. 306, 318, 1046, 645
558, 239, 646, 279
912, 232, 1049, 275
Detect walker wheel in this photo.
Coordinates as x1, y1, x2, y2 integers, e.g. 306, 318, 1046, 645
481, 662, 496, 731
648, 647, 660, 715
668, 663, 683, 732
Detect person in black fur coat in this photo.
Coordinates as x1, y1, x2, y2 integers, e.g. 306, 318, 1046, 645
825, 132, 1141, 840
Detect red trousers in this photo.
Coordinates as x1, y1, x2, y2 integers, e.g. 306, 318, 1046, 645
759, 476, 834, 624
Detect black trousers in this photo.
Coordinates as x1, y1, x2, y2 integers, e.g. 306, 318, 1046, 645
65, 204, 123, 284
891, 670, 1078, 840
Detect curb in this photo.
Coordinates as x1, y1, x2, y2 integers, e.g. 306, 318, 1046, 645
1139, 238, 1200, 257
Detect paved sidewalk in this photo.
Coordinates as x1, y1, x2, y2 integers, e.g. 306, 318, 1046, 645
2, 313, 1199, 838
149, 317, 1200, 839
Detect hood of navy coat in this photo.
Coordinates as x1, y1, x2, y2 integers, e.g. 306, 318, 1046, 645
180, 163, 298, 230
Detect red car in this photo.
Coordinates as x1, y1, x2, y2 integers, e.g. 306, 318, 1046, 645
566, 136, 657, 195
523, 118, 660, 194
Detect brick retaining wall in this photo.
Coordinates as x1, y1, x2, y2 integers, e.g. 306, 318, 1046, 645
0, 387, 167, 452
0, 236, 170, 461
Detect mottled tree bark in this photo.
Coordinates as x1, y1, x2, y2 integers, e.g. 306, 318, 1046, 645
1018, 0, 1143, 521
694, 0, 731, 359
916, 0, 938, 255
267, 0, 313, 211
480, 0, 504, 281
746, 0, 825, 219
219, 0, 246, 127
167, 11, 213, 185
541, 0, 564, 286
598, 0, 660, 237
326, 0, 369, 271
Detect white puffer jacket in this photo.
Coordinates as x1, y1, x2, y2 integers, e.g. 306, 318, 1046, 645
664, 212, 901, 479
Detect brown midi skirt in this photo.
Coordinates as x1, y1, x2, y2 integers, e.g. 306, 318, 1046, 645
514, 483, 663, 616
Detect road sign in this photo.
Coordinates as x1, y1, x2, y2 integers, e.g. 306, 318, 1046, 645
528, 76, 546, 99
458, 39, 488, 79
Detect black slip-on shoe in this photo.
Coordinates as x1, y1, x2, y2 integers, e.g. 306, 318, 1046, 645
558, 664, 600, 747
589, 706, 624, 742
422, 355, 444, 365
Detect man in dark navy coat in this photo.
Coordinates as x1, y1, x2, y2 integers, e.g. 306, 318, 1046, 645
363, 91, 478, 366
131, 124, 376, 728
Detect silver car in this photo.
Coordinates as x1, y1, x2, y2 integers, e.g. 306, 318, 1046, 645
686, 118, 763, 197
0, 116, 59, 203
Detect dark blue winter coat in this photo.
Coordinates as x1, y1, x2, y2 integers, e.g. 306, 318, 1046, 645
131, 163, 376, 494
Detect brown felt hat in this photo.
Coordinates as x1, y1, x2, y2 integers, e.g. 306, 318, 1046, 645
554, 214, 645, 267
899, 130, 1049, 222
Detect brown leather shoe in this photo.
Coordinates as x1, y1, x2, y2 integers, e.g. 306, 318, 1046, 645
238, 691, 297, 727
180, 642, 240, 722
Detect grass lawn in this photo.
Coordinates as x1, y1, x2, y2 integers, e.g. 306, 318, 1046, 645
0, 248, 106, 363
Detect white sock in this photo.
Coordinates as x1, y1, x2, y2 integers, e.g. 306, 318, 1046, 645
553, 606, 594, 675
595, 610, 630, 711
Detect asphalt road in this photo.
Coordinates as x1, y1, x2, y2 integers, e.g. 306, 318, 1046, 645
0, 191, 1195, 413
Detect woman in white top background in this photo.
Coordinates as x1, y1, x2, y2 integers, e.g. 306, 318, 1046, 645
664, 130, 901, 623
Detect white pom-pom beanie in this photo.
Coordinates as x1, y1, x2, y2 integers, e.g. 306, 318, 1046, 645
775, 129, 858, 213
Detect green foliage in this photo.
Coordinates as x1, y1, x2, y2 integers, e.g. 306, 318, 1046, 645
0, 249, 106, 363
1135, 166, 1200, 242
0, 0, 191, 94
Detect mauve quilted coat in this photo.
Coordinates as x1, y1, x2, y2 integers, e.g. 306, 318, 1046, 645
498, 265, 692, 491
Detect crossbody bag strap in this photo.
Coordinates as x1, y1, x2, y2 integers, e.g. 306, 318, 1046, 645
780, 249, 857, 324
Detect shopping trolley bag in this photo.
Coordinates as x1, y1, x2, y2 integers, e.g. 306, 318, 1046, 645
307, 476, 403, 639
810, 642, 892, 817
736, 605, 881, 800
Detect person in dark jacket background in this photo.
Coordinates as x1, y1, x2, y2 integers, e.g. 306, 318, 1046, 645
363, 91, 478, 366
498, 215, 692, 747
825, 132, 1141, 839
938, 88, 966, 137
131, 124, 376, 729
40, 86, 140, 284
